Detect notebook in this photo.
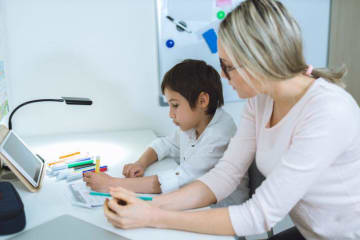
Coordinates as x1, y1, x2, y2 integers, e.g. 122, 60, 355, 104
8, 214, 130, 240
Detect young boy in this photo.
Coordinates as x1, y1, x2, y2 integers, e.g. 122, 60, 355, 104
83, 59, 237, 194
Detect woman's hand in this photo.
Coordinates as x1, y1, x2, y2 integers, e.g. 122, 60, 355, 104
104, 187, 158, 229
104, 186, 235, 235
122, 163, 145, 178
83, 172, 115, 192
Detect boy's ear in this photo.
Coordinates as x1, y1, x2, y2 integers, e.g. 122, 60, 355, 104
197, 92, 210, 110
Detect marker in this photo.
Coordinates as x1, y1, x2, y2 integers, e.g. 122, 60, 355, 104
68, 160, 93, 168
56, 170, 73, 180
166, 16, 192, 33
66, 172, 83, 181
66, 157, 92, 165
57, 164, 101, 180
73, 163, 95, 170
48, 155, 90, 167
48, 159, 65, 166
82, 166, 108, 174
51, 160, 94, 171
59, 152, 80, 159
62, 165, 108, 181
77, 165, 102, 172
95, 156, 100, 173
50, 164, 68, 171
52, 163, 95, 177
89, 192, 153, 201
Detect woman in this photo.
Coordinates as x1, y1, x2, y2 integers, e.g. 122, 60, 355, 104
103, 0, 360, 239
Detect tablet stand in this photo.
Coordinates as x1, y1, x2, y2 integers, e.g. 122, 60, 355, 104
0, 124, 45, 192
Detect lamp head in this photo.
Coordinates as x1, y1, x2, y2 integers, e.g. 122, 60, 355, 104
61, 97, 92, 105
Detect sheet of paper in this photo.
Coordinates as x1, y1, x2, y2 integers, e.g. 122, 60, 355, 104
216, 0, 232, 7
69, 181, 105, 208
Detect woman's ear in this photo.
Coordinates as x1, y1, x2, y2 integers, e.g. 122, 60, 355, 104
197, 92, 210, 110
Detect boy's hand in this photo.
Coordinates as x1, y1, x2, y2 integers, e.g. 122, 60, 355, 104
122, 163, 145, 178
83, 172, 114, 192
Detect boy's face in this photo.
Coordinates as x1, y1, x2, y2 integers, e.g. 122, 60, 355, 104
164, 88, 204, 131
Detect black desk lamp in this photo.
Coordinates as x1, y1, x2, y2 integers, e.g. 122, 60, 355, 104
8, 97, 92, 130
0, 96, 92, 177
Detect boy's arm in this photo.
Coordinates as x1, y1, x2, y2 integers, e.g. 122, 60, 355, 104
157, 136, 231, 193
124, 131, 180, 178
148, 130, 180, 161
123, 147, 159, 177
136, 147, 158, 169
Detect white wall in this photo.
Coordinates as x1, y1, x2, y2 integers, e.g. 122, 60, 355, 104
2, 0, 246, 137
2, 0, 330, 138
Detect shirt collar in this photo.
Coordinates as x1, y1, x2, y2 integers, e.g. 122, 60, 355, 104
207, 107, 223, 128
183, 107, 223, 141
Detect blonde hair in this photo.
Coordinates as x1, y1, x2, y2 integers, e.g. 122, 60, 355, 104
218, 0, 347, 88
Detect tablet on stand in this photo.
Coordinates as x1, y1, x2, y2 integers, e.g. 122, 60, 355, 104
0, 124, 45, 192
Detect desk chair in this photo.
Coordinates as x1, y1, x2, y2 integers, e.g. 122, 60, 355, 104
248, 160, 274, 239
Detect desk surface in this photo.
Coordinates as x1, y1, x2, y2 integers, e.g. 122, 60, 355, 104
0, 130, 233, 240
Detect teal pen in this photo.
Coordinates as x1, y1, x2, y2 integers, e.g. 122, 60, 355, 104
89, 191, 153, 201
137, 196, 153, 201
90, 192, 111, 197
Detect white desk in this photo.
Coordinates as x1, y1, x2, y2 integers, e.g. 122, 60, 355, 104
0, 130, 233, 240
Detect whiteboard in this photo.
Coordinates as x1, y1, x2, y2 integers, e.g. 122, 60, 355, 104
155, 0, 331, 106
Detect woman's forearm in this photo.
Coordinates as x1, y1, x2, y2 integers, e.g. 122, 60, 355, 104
152, 207, 236, 236
152, 180, 217, 210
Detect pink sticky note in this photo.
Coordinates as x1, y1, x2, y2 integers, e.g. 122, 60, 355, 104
216, 0, 232, 7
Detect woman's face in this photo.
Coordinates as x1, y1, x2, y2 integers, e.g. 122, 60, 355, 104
218, 40, 259, 99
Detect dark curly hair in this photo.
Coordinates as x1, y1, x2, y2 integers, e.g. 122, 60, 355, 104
161, 59, 224, 116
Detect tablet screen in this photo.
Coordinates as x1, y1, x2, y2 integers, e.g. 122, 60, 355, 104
1, 131, 43, 187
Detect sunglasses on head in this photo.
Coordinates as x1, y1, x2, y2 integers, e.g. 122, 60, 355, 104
220, 58, 236, 80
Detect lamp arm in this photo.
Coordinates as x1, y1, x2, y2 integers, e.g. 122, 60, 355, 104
8, 99, 64, 130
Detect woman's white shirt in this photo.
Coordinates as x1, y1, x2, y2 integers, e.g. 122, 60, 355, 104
150, 108, 238, 193
199, 79, 360, 239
